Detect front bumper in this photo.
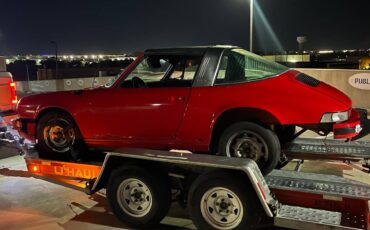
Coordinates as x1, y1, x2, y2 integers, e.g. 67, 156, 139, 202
333, 108, 370, 140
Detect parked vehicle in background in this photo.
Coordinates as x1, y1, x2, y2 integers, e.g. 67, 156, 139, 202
14, 46, 369, 175
0, 72, 17, 113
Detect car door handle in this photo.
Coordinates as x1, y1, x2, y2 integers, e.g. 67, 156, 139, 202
170, 96, 186, 102
176, 96, 186, 101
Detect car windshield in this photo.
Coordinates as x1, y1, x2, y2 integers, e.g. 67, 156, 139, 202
104, 69, 126, 88
216, 49, 289, 84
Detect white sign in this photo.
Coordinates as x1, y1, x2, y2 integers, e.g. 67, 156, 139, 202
348, 73, 370, 90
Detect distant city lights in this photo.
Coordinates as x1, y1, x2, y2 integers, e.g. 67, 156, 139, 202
318, 50, 334, 54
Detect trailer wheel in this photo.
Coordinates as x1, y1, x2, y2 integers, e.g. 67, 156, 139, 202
218, 122, 281, 175
107, 166, 171, 228
189, 172, 262, 230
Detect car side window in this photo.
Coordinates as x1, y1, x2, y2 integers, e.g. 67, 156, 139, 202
215, 56, 229, 84
215, 49, 288, 85
166, 57, 202, 86
120, 56, 202, 88
215, 52, 248, 84
120, 57, 172, 88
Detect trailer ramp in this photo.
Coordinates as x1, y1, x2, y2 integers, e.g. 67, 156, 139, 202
283, 138, 370, 161
268, 170, 370, 230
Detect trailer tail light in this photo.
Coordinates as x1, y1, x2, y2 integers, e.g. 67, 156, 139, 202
28, 164, 40, 173
9, 82, 18, 105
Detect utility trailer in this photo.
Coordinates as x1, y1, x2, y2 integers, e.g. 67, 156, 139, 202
21, 147, 370, 230
1, 131, 370, 229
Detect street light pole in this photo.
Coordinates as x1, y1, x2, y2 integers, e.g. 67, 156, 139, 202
50, 41, 58, 79
249, 0, 254, 52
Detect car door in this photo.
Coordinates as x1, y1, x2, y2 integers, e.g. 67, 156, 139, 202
90, 55, 200, 149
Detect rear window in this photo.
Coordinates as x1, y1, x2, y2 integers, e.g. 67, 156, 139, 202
215, 49, 288, 85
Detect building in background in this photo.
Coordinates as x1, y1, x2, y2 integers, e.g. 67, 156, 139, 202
359, 57, 370, 70
262, 49, 370, 69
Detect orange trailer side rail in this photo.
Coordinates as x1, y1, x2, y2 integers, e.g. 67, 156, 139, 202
25, 158, 102, 193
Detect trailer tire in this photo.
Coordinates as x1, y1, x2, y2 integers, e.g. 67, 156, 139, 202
218, 122, 280, 175
189, 171, 263, 230
107, 166, 171, 228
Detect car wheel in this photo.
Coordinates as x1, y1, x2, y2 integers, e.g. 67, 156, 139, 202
189, 171, 263, 230
218, 122, 280, 175
107, 166, 171, 228
36, 112, 84, 160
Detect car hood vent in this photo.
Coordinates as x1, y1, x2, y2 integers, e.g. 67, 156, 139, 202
296, 74, 320, 87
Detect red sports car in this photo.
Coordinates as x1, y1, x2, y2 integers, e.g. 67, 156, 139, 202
14, 46, 368, 174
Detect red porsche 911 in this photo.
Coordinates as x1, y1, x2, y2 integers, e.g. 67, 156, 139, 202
14, 46, 369, 174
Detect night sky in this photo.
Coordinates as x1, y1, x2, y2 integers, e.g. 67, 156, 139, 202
0, 0, 369, 55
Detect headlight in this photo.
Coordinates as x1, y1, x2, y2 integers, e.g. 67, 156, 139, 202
320, 111, 349, 123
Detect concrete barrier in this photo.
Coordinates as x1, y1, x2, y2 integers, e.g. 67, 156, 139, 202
16, 76, 117, 93
15, 69, 370, 110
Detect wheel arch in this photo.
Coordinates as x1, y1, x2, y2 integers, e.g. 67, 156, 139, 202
35, 107, 76, 124
93, 157, 170, 192
209, 107, 281, 153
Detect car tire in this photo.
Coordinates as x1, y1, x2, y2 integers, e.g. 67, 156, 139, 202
36, 111, 85, 160
275, 125, 296, 148
188, 171, 263, 230
218, 122, 281, 175
107, 165, 171, 228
